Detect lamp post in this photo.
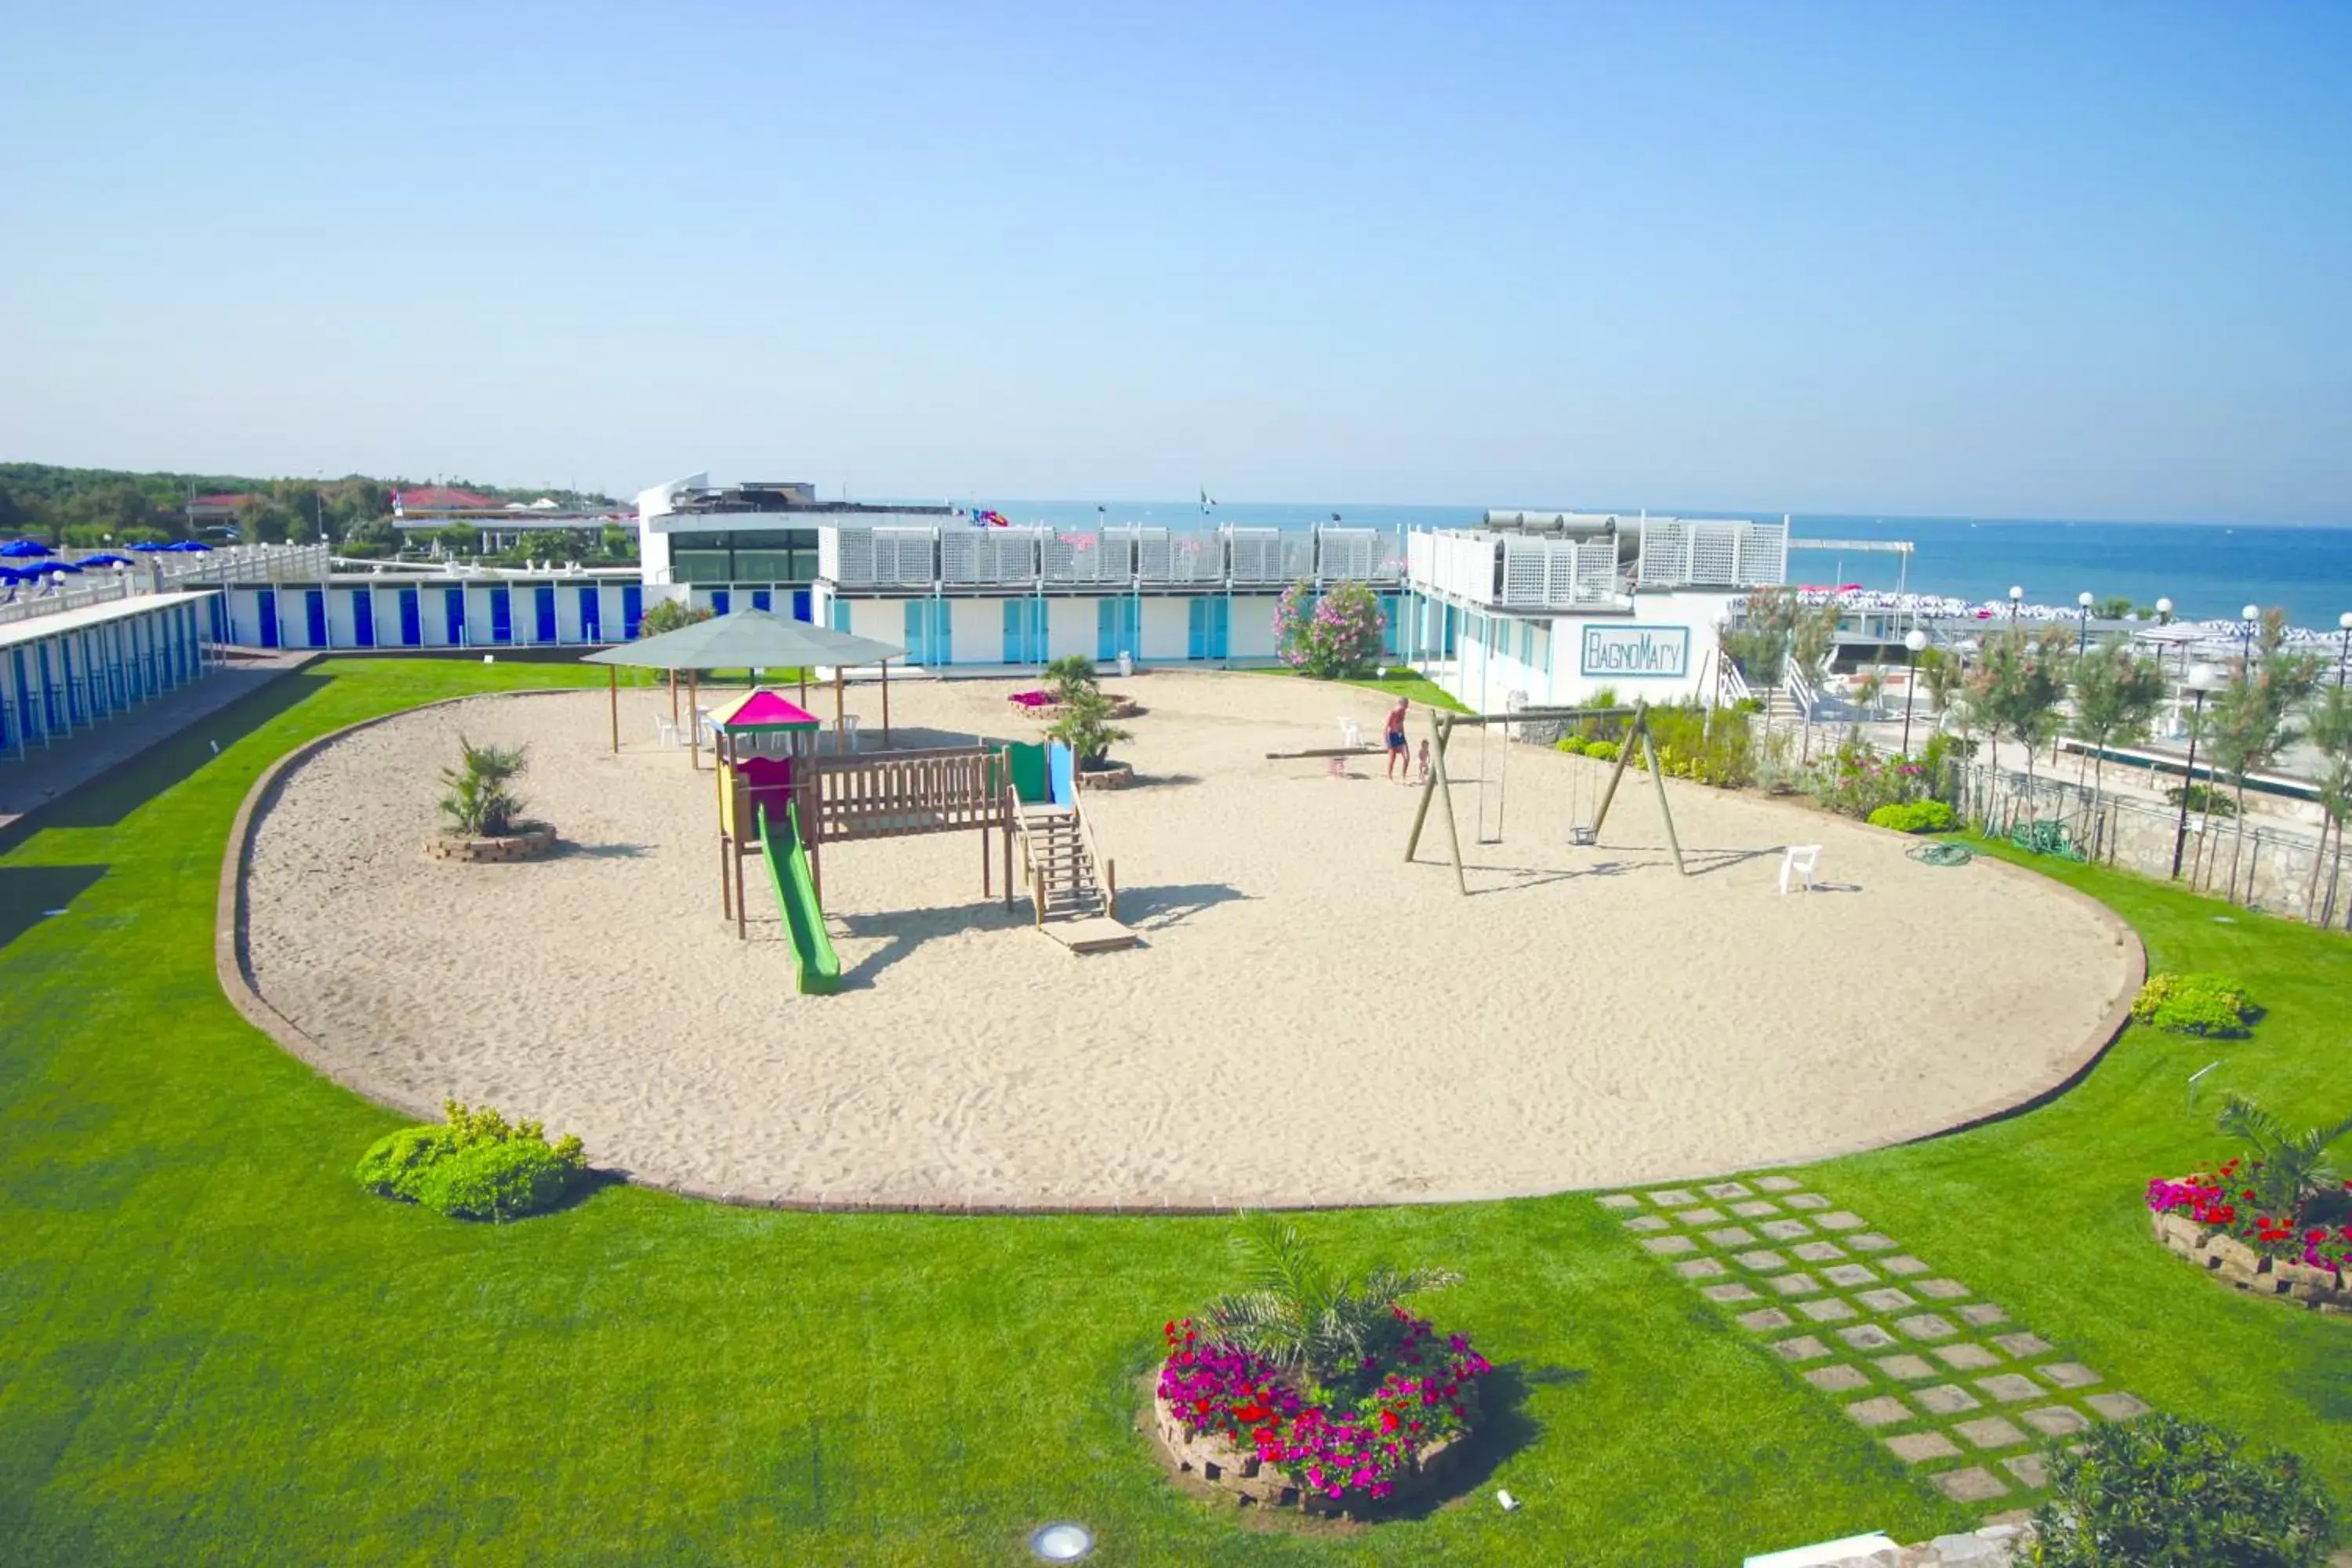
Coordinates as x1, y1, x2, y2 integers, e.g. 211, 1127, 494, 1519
2170, 662, 2223, 880
2240, 603, 2260, 665
2077, 590, 2094, 654
2008, 584, 2024, 624
2154, 596, 2172, 626
1901, 628, 1929, 755
2338, 610, 2351, 687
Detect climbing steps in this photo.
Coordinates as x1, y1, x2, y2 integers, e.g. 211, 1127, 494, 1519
1014, 804, 1138, 953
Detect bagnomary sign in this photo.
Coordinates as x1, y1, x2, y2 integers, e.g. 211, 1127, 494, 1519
1581, 623, 1690, 677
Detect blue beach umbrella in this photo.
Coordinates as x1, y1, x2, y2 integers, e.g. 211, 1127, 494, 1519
77, 553, 132, 567
130, 541, 168, 551
0, 539, 54, 558
167, 539, 213, 553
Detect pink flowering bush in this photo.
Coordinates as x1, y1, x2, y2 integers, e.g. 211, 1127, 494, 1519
1156, 1312, 1491, 1504
2147, 1159, 2352, 1276
1275, 579, 1386, 679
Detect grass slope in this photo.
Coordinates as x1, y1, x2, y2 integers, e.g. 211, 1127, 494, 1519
0, 661, 2342, 1566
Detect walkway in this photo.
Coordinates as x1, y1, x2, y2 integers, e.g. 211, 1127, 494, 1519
0, 652, 317, 833
1603, 1178, 2150, 1509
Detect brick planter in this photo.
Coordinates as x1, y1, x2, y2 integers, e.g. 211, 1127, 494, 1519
1150, 1391, 1466, 1517
2150, 1197, 2352, 1314
1076, 763, 1135, 791
1010, 694, 1142, 722
424, 825, 559, 863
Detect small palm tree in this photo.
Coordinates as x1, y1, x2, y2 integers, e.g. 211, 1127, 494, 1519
1044, 690, 1131, 768
438, 735, 528, 837
1206, 1214, 1460, 1396
2216, 1094, 2352, 1220
1044, 655, 1099, 707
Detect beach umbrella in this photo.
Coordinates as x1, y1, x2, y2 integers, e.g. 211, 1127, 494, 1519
77, 552, 132, 567
129, 541, 168, 551
0, 539, 54, 558
168, 539, 213, 553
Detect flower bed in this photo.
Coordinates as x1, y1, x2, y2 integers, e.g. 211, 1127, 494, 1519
1076, 762, 1134, 790
2146, 1164, 2352, 1313
1152, 1313, 1490, 1515
1008, 689, 1140, 720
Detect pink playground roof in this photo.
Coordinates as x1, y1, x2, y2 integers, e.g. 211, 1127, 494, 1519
707, 688, 820, 730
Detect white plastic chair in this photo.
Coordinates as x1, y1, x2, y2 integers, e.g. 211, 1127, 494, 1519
1338, 717, 1364, 748
652, 713, 679, 749
841, 714, 862, 753
1779, 844, 1822, 895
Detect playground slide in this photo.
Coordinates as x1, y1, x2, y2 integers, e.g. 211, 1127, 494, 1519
757, 802, 840, 996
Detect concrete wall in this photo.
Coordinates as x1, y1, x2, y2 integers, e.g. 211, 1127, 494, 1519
948, 597, 998, 665
1141, 597, 1188, 661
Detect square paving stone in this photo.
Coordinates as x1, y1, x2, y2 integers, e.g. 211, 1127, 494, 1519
1816, 1211, 1867, 1231
1838, 1324, 1898, 1351
1894, 1314, 1959, 1341
1846, 1232, 1896, 1251
1874, 1353, 1937, 1381
1843, 1396, 1913, 1428
1625, 1215, 1671, 1233
2002, 1454, 2052, 1490
1759, 1219, 1813, 1240
1754, 1174, 1803, 1192
1933, 1344, 2002, 1371
2038, 1362, 2101, 1389
1881, 1255, 1929, 1276
2086, 1392, 2152, 1421
1769, 1272, 1824, 1297
1857, 1288, 1918, 1313
1701, 1181, 1755, 1200
1784, 1192, 1831, 1210
1641, 1236, 1698, 1256
1598, 1194, 1644, 1210
1730, 1200, 1781, 1218
1954, 1416, 2029, 1450
1791, 1241, 1848, 1262
1992, 1333, 2053, 1358
1769, 1334, 1831, 1362
1676, 1207, 1727, 1225
1932, 1467, 2009, 1503
1737, 1308, 1796, 1332
1915, 1278, 1970, 1300
1822, 1263, 1879, 1287
1704, 1226, 1759, 1247
1646, 1189, 1699, 1206
1804, 1363, 1871, 1392
2021, 1404, 2090, 1438
1677, 1258, 1730, 1280
1702, 1283, 1762, 1304
1733, 1250, 1788, 1271
1958, 1303, 2009, 1327
1915, 1383, 1982, 1415
1975, 1374, 2044, 1403
1798, 1297, 1859, 1323
1886, 1431, 1962, 1464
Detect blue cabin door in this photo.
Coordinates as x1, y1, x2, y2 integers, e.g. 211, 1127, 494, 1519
445, 587, 466, 645
1186, 597, 1230, 659
352, 590, 376, 648
578, 585, 601, 641
304, 589, 328, 648
489, 587, 513, 644
398, 588, 422, 646
710, 589, 731, 616
622, 585, 644, 638
533, 586, 557, 644
792, 588, 812, 622
255, 589, 280, 648
751, 589, 771, 613
1096, 598, 1139, 662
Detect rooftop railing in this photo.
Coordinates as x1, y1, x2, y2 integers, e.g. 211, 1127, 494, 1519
822, 524, 1406, 591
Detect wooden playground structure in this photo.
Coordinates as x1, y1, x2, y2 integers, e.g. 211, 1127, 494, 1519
1404, 699, 1687, 895
710, 703, 1137, 959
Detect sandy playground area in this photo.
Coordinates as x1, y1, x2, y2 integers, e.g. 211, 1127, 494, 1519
240, 672, 2134, 1208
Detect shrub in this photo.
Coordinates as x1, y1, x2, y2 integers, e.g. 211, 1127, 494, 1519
2165, 782, 2239, 818
2027, 1414, 2336, 1566
1555, 735, 1588, 756
2131, 973, 2259, 1038
1583, 739, 1620, 764
437, 735, 529, 838
1867, 800, 1958, 833
1275, 579, 1386, 679
634, 598, 713, 638
1808, 728, 1925, 819
353, 1099, 587, 1221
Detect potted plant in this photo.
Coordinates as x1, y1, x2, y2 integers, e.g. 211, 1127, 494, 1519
1152, 1215, 1490, 1515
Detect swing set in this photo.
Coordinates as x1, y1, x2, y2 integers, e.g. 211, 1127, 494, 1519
1403, 699, 1688, 896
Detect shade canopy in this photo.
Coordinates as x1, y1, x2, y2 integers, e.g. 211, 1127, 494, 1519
706, 687, 821, 731
579, 608, 906, 672
0, 539, 54, 558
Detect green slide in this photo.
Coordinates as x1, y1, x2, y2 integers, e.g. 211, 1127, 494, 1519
757, 801, 840, 996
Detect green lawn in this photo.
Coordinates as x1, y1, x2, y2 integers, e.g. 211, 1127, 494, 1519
1247, 666, 1469, 713
0, 660, 2342, 1566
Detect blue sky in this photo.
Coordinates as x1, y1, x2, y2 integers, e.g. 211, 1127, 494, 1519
3, 2, 2347, 521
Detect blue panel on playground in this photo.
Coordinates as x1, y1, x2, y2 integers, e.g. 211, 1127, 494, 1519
1048, 742, 1075, 806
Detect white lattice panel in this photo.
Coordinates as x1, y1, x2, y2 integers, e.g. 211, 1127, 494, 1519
1316, 528, 1377, 580
1737, 522, 1787, 586
1637, 521, 1689, 586
1688, 524, 1740, 586
1227, 528, 1281, 583
825, 528, 873, 585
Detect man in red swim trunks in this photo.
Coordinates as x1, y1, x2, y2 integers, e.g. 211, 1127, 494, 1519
1383, 696, 1410, 782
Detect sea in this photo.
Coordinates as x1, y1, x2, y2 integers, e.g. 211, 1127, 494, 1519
949, 500, 2352, 630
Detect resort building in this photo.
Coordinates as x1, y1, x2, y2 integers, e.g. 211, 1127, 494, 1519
0, 561, 229, 760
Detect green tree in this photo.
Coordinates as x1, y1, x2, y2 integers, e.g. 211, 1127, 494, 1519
433, 523, 484, 558
1916, 645, 1963, 727
1728, 586, 1798, 744
2205, 635, 2321, 899
236, 495, 295, 543
633, 598, 712, 638
1964, 625, 2073, 790
2066, 637, 2168, 834
2093, 594, 2136, 620
519, 529, 583, 563
2303, 683, 2352, 922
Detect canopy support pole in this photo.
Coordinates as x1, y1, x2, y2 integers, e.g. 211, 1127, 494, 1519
607, 664, 618, 753
880, 658, 891, 747
688, 670, 701, 769
834, 667, 845, 753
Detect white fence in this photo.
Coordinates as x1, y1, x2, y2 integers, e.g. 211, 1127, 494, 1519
825, 524, 1397, 590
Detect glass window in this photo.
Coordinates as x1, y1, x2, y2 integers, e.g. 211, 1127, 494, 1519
672, 551, 733, 584
735, 550, 796, 582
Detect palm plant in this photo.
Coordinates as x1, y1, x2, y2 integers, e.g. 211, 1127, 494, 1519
2216, 1094, 2352, 1221
1044, 690, 1131, 768
1043, 655, 1098, 707
1205, 1213, 1460, 1396
438, 735, 528, 837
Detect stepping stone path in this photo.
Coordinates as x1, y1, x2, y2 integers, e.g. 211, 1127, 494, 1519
1601, 1178, 2152, 1512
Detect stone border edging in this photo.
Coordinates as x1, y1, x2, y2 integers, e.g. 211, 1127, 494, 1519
217, 690, 2145, 1218
1149, 1390, 1465, 1516
423, 825, 560, 862
2149, 1204, 2352, 1314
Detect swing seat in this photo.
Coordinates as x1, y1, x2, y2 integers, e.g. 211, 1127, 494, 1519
1567, 825, 1597, 847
